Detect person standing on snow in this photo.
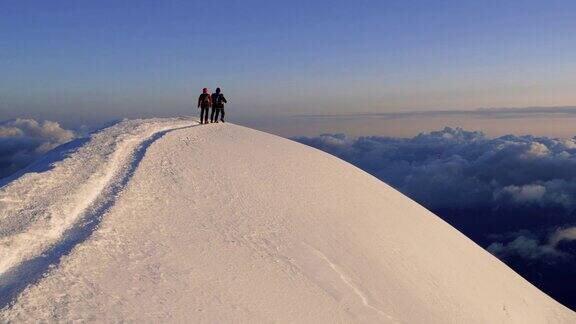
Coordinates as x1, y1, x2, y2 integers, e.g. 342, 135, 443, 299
210, 87, 228, 123
197, 88, 212, 124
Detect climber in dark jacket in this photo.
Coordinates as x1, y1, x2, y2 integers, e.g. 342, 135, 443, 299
210, 87, 228, 123
197, 88, 212, 124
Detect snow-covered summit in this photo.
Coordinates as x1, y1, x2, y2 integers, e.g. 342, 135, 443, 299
0, 118, 574, 323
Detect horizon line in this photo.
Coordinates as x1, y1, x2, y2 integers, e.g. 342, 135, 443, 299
292, 105, 576, 120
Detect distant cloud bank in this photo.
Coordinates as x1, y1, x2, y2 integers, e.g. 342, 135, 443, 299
294, 127, 576, 260
294, 106, 576, 120
0, 119, 75, 179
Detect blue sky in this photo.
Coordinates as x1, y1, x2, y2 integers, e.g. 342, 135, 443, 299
1, 0, 575, 134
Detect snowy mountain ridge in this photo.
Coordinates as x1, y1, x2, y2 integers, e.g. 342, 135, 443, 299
0, 118, 574, 323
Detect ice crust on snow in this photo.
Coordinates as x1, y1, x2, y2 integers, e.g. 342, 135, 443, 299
0, 118, 574, 323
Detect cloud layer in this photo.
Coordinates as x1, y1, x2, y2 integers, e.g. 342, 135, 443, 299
294, 127, 576, 258
0, 119, 75, 179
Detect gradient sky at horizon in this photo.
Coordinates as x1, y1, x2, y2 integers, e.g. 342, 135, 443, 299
1, 0, 576, 135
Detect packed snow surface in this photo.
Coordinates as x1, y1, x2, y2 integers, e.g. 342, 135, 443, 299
0, 118, 574, 323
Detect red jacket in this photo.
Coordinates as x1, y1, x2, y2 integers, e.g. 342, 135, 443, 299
198, 93, 212, 108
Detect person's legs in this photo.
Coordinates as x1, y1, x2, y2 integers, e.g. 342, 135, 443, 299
210, 108, 216, 123
201, 107, 209, 124
214, 108, 221, 122
220, 108, 225, 122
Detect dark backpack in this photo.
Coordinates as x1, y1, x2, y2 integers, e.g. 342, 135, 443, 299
213, 93, 224, 108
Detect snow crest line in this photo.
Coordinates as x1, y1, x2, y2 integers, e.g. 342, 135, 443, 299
0, 120, 197, 310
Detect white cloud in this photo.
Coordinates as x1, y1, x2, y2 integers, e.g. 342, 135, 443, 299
549, 227, 576, 247
0, 119, 75, 178
295, 127, 576, 210
523, 142, 550, 158
487, 236, 564, 261
498, 184, 546, 204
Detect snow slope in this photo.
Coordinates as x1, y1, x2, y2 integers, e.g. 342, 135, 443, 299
0, 118, 574, 323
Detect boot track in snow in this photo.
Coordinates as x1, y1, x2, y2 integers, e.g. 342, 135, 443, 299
0, 118, 197, 309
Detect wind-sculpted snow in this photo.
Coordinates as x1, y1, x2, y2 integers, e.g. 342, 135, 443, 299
0, 118, 196, 293
1, 120, 574, 322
